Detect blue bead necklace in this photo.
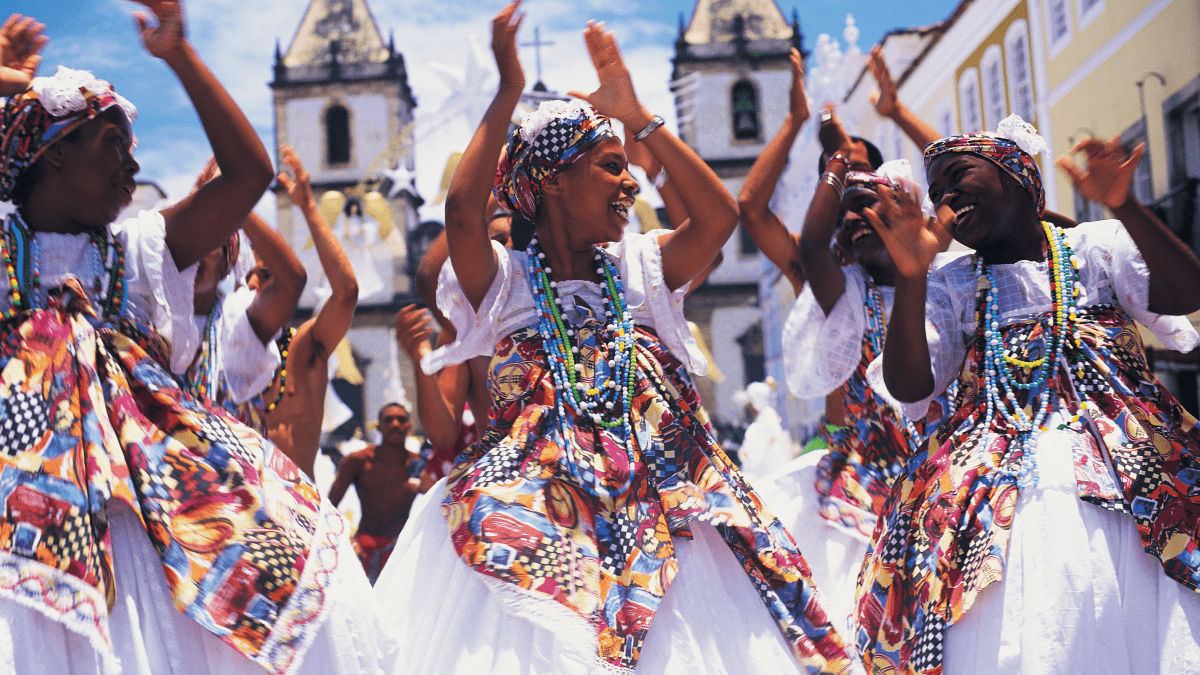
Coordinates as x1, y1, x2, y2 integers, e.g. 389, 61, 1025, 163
864, 277, 923, 451
527, 236, 638, 496
974, 221, 1079, 488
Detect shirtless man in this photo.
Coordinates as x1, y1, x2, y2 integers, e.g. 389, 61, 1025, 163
261, 144, 358, 477
329, 402, 421, 583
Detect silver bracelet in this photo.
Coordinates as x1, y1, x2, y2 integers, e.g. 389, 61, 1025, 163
821, 171, 844, 200
633, 115, 665, 142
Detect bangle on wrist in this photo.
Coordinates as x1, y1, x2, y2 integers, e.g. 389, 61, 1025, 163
821, 171, 845, 200
824, 153, 850, 171
633, 115, 665, 142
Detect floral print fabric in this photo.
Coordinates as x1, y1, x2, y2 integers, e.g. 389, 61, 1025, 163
0, 281, 338, 674
855, 305, 1200, 675
443, 321, 855, 674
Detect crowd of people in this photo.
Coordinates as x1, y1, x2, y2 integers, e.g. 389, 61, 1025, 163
1, 1, 1199, 674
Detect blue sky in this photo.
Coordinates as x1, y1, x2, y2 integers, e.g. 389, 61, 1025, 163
11, 0, 959, 221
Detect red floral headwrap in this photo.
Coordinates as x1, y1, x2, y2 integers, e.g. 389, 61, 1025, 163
0, 66, 137, 201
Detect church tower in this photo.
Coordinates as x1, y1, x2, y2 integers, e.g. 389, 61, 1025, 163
672, 0, 804, 428
271, 0, 420, 436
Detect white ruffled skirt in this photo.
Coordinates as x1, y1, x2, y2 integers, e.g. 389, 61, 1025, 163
0, 502, 394, 675
944, 427, 1200, 674
754, 450, 870, 635
375, 478, 821, 675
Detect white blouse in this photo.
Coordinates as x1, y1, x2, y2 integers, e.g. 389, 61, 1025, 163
869, 220, 1200, 420
1, 210, 201, 375
422, 230, 706, 376
192, 285, 281, 405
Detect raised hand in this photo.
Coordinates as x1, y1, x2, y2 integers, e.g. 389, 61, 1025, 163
395, 305, 435, 361
567, 22, 650, 129
491, 1, 524, 89
131, 0, 187, 61
0, 15, 46, 96
862, 182, 949, 278
817, 104, 854, 158
867, 45, 898, 119
1056, 136, 1143, 210
277, 144, 315, 210
788, 47, 810, 125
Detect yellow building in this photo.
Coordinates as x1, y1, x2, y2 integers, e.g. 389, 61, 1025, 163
829, 0, 1200, 407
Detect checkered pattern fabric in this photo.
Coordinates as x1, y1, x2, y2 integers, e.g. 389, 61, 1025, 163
0, 390, 51, 455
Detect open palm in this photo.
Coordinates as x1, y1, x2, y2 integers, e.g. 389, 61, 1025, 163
0, 15, 46, 96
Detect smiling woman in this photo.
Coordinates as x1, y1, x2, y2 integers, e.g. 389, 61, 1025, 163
0, 5, 390, 675
371, 3, 856, 675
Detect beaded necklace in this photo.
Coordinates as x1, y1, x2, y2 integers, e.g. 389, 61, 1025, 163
265, 326, 296, 413
863, 277, 924, 451
2, 213, 126, 318
974, 221, 1079, 488
186, 296, 224, 402
526, 236, 638, 497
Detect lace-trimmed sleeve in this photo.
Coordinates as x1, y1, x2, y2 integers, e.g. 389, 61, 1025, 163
216, 286, 282, 405
421, 240, 518, 374
615, 230, 706, 375
867, 260, 970, 421
114, 210, 200, 375
782, 265, 867, 399
1080, 219, 1199, 353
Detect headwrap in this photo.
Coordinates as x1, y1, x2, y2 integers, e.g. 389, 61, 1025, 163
0, 66, 137, 201
923, 114, 1047, 216
493, 99, 615, 223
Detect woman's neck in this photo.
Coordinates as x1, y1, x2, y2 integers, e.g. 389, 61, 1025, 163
533, 218, 604, 284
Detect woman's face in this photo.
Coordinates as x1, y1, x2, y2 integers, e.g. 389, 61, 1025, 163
836, 187, 894, 273
48, 107, 139, 230
927, 153, 1037, 254
547, 137, 639, 245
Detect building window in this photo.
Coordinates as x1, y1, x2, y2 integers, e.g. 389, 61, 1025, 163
739, 224, 758, 256
1164, 78, 1200, 252
1121, 121, 1154, 204
1004, 20, 1037, 123
981, 45, 1007, 133
1045, 0, 1073, 56
958, 69, 983, 134
1076, 0, 1105, 29
936, 101, 957, 138
325, 104, 351, 165
731, 80, 760, 141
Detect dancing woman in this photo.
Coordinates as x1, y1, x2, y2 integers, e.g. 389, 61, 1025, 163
858, 117, 1200, 674
375, 4, 853, 674
0, 5, 386, 674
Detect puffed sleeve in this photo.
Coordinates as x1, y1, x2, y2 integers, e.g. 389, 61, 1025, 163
1081, 220, 1199, 352
783, 265, 867, 399
421, 240, 513, 374
616, 230, 707, 375
113, 210, 200, 375
867, 260, 969, 421
215, 286, 282, 405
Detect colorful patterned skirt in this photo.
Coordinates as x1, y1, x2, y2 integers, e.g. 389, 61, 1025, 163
0, 286, 389, 674
377, 323, 856, 674
855, 306, 1200, 675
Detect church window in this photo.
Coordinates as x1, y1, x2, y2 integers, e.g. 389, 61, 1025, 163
326, 104, 351, 165
1076, 0, 1105, 29
1005, 21, 1036, 123
731, 80, 760, 141
958, 68, 983, 134
981, 45, 1007, 133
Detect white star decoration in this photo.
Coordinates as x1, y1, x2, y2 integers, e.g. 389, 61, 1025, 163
379, 161, 416, 199
427, 35, 497, 131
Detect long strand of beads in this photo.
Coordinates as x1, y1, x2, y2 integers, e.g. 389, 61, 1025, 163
1, 214, 127, 318
1, 228, 22, 319
266, 327, 296, 413
527, 237, 638, 497
976, 221, 1079, 488
863, 279, 923, 451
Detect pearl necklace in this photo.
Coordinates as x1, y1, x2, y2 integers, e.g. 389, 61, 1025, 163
974, 221, 1079, 488
527, 236, 638, 496
1, 213, 126, 319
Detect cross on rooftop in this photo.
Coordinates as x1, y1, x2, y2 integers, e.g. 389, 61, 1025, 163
521, 27, 555, 90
